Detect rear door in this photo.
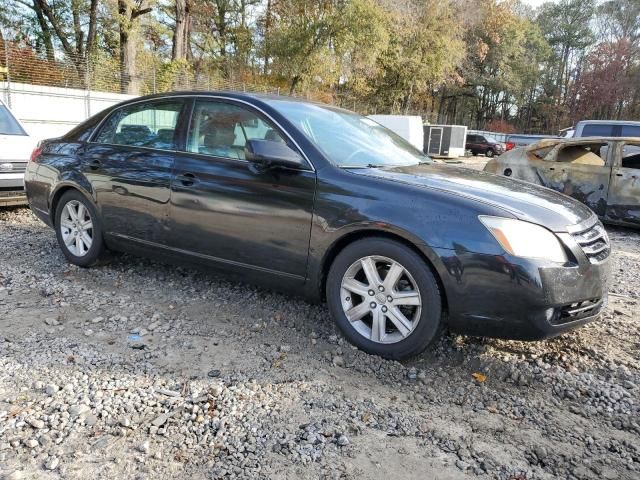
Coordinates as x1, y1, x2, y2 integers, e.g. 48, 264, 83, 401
605, 141, 640, 226
86, 99, 187, 243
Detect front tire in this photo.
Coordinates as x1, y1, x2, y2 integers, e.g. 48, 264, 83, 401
326, 238, 442, 360
54, 190, 106, 267
486, 149, 495, 158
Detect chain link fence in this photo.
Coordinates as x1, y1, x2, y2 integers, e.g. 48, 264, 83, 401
1, 39, 445, 126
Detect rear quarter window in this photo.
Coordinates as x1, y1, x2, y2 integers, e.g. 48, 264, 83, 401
621, 125, 640, 137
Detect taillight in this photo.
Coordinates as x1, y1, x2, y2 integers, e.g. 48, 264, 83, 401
506, 142, 515, 151
29, 142, 43, 162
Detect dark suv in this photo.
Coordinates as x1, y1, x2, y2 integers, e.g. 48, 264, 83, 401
466, 133, 504, 157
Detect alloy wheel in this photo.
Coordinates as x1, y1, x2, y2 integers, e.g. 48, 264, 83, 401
59, 200, 94, 257
340, 255, 422, 344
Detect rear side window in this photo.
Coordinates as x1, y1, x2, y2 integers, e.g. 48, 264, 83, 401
581, 124, 614, 137
0, 104, 27, 135
94, 101, 183, 149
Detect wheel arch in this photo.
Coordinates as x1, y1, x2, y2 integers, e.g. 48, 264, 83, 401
319, 229, 449, 318
49, 183, 95, 226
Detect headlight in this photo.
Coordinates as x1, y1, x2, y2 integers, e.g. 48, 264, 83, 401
479, 216, 567, 263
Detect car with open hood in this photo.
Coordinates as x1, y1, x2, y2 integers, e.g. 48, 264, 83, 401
25, 92, 610, 359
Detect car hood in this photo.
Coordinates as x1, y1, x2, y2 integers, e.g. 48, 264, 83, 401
347, 163, 595, 232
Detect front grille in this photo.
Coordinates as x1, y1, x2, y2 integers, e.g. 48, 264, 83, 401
572, 222, 610, 263
552, 298, 604, 325
0, 161, 27, 173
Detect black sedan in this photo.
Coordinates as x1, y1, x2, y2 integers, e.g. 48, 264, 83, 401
25, 92, 610, 359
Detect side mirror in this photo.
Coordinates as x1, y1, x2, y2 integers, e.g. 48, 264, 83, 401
244, 139, 305, 169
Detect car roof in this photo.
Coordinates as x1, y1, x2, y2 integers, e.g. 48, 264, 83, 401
111, 90, 320, 107
526, 137, 640, 150
576, 119, 640, 126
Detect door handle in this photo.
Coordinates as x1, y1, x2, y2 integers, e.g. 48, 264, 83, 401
88, 159, 101, 170
176, 172, 196, 187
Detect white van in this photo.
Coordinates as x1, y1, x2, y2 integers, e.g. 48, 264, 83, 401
574, 120, 640, 138
0, 99, 36, 206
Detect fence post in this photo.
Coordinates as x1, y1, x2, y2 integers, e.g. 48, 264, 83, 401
85, 55, 91, 118
3, 39, 11, 108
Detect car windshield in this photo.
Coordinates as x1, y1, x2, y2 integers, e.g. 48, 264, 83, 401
0, 104, 27, 135
267, 99, 430, 167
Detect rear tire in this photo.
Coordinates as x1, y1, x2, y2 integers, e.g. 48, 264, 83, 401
54, 190, 107, 267
326, 238, 442, 360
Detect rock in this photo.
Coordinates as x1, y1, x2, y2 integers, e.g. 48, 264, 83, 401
91, 316, 104, 324
23, 438, 39, 448
407, 367, 418, 380
534, 446, 548, 460
69, 404, 91, 417
27, 418, 45, 429
85, 414, 98, 426
6, 471, 26, 480
336, 434, 349, 446
332, 355, 345, 368
157, 388, 181, 397
207, 369, 221, 378
45, 384, 59, 396
84, 328, 94, 336
151, 413, 170, 427
137, 440, 150, 454
44, 456, 60, 470
120, 417, 131, 428
456, 460, 469, 471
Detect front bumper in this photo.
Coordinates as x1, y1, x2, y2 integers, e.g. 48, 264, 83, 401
0, 173, 27, 206
433, 244, 610, 341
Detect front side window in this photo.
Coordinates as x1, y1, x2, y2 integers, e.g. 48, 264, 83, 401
94, 101, 183, 149
0, 103, 27, 135
186, 101, 287, 160
555, 143, 608, 166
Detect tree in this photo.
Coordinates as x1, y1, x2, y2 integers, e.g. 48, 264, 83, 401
115, 0, 153, 93
537, 0, 595, 130
172, 0, 192, 61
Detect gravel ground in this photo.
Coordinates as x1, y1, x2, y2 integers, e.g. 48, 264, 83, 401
1, 172, 639, 479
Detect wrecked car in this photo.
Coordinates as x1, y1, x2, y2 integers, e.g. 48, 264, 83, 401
485, 137, 640, 228
25, 92, 610, 359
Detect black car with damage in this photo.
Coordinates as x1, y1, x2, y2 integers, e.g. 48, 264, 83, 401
25, 92, 610, 359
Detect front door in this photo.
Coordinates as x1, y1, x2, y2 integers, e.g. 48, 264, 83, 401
606, 141, 640, 226
536, 141, 613, 217
169, 99, 316, 278
86, 99, 186, 243
427, 128, 442, 156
